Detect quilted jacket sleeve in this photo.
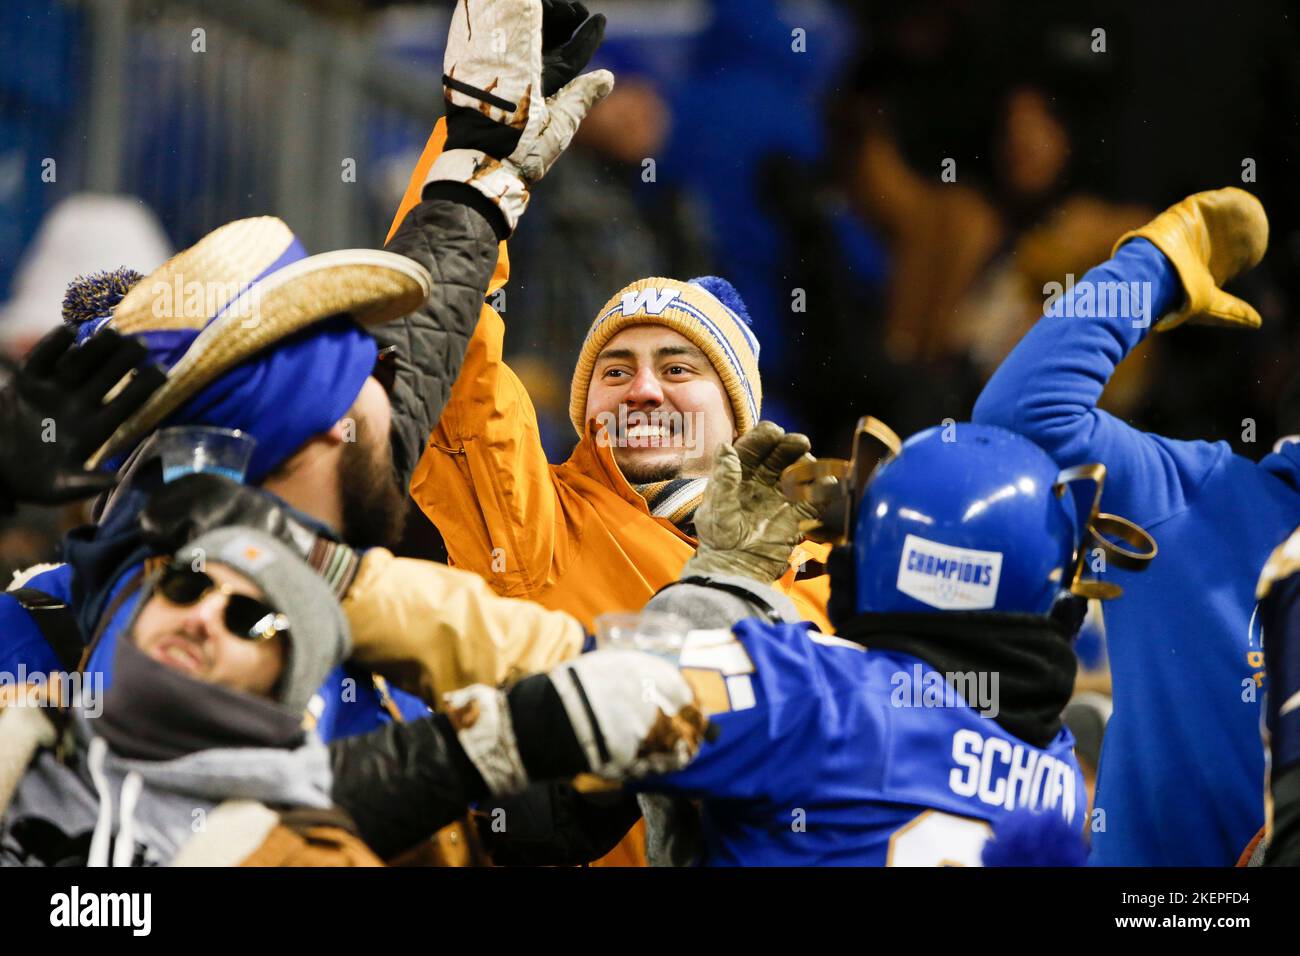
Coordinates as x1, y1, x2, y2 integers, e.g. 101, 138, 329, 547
376, 183, 505, 491
327, 713, 488, 861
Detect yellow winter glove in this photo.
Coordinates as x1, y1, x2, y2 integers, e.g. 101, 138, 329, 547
1113, 186, 1268, 332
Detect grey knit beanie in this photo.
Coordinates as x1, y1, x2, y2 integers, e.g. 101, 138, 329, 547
174, 527, 352, 715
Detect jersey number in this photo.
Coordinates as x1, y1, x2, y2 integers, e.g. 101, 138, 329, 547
886, 810, 991, 867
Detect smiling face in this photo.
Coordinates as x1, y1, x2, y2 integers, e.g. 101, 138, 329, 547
583, 325, 737, 483
132, 562, 285, 699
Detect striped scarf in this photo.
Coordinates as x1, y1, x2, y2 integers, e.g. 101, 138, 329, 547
636, 477, 708, 533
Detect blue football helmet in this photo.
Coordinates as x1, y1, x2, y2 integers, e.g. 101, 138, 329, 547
852, 423, 1086, 616
780, 419, 1157, 619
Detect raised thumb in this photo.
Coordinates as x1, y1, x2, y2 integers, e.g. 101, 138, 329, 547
548, 69, 615, 128
1199, 287, 1263, 330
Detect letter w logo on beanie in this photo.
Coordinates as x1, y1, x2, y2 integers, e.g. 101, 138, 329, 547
620, 288, 680, 316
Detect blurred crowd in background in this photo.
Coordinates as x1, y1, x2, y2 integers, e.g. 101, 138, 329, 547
2, 0, 1299, 631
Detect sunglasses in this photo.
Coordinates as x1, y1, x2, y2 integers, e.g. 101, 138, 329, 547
373, 345, 398, 397
156, 564, 290, 642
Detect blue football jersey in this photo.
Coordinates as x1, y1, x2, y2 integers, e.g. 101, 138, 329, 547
637, 619, 1085, 866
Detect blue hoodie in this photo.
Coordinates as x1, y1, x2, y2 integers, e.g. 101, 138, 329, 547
973, 238, 1300, 865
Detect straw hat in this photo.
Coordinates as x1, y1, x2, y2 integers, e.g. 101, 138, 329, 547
85, 217, 430, 468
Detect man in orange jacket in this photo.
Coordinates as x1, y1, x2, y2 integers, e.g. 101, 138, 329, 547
404, 266, 833, 633
379, 0, 831, 863
387, 137, 832, 634
382, 0, 829, 634
389, 148, 832, 869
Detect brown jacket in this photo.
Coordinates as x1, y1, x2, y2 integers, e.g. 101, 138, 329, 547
169, 801, 385, 867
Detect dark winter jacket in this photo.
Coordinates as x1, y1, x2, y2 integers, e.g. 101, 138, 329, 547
379, 183, 506, 491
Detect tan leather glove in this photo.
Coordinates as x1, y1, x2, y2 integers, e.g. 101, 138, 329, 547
1113, 186, 1268, 332
342, 548, 585, 707
684, 421, 819, 583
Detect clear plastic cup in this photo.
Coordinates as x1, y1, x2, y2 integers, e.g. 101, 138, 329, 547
153, 425, 256, 484
592, 610, 691, 663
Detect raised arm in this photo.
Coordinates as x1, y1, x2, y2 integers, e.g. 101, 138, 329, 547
377, 139, 508, 491
973, 189, 1267, 524
377, 0, 612, 589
